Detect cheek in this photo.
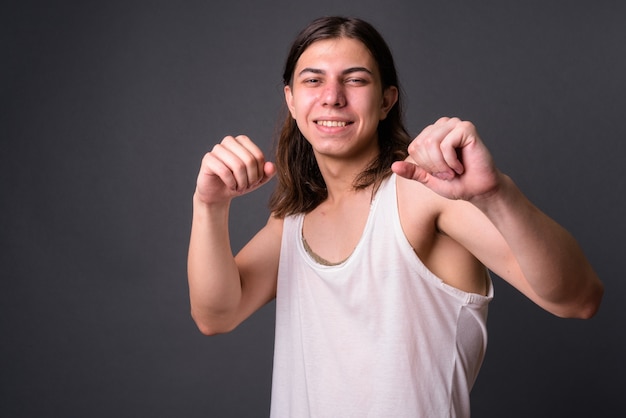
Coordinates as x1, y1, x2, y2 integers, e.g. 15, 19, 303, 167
293, 96, 317, 120
353, 92, 381, 112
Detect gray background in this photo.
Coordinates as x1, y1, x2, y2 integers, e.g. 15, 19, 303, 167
2, 0, 625, 417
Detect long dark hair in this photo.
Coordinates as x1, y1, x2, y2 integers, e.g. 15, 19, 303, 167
269, 16, 411, 218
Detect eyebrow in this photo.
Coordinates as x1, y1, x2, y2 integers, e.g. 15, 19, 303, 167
297, 66, 374, 77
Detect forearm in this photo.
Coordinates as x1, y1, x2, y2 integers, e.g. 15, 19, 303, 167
187, 193, 242, 332
472, 174, 603, 318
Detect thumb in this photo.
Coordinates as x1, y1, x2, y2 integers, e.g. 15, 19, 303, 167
260, 161, 277, 184
391, 161, 430, 183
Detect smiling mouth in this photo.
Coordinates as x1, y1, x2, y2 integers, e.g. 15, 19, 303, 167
315, 120, 352, 127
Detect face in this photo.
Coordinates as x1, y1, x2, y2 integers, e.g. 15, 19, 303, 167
284, 37, 398, 162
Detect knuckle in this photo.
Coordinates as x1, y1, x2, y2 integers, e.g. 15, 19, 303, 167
202, 151, 218, 167
457, 120, 471, 128
251, 150, 265, 165
212, 163, 230, 178
240, 154, 256, 170
422, 134, 439, 148
230, 158, 246, 174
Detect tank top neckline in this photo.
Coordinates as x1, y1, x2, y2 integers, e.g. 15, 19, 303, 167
297, 175, 393, 269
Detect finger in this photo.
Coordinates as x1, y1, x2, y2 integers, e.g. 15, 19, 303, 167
218, 136, 262, 189
232, 135, 267, 184
409, 124, 456, 180
391, 161, 430, 183
241, 161, 276, 192
198, 150, 238, 191
441, 120, 479, 175
206, 143, 245, 191
248, 161, 278, 189
214, 135, 266, 191
210, 141, 256, 192
440, 130, 465, 176
262, 161, 277, 182
434, 116, 452, 126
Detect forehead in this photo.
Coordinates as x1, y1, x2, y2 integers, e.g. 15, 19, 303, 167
295, 37, 378, 73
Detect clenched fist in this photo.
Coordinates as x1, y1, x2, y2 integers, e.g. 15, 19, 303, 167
392, 117, 501, 202
195, 135, 276, 205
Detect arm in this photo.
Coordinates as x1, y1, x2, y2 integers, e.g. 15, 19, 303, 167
188, 135, 279, 335
392, 117, 603, 318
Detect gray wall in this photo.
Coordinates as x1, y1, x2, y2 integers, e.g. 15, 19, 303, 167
2, 0, 624, 416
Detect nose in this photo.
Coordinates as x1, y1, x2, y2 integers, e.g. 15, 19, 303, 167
321, 81, 346, 107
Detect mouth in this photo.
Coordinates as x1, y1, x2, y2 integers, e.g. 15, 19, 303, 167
315, 120, 353, 127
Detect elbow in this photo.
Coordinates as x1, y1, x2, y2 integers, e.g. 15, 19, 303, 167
194, 321, 229, 337
191, 309, 237, 336
553, 279, 604, 320
576, 280, 604, 319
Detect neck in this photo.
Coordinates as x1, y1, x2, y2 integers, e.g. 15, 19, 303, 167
314, 149, 378, 201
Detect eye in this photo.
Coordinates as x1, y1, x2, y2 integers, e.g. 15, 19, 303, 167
346, 77, 367, 85
303, 78, 321, 85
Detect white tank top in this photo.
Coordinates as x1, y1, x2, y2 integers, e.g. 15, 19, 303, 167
270, 174, 493, 418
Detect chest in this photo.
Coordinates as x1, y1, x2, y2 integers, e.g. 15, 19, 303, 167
302, 194, 372, 265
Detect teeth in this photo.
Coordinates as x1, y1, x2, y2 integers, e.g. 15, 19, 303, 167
316, 120, 347, 127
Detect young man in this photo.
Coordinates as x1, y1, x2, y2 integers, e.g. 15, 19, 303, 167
188, 16, 603, 417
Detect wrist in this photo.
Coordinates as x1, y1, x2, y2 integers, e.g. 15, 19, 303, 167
193, 190, 231, 217
469, 172, 519, 213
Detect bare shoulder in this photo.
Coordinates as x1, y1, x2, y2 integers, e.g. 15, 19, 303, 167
396, 175, 492, 295
264, 212, 285, 237
236, 213, 284, 269
395, 173, 445, 245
